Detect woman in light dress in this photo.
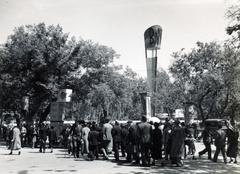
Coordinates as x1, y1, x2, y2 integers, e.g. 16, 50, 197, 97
9, 122, 21, 155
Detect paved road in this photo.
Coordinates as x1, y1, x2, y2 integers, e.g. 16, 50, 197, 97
0, 142, 239, 174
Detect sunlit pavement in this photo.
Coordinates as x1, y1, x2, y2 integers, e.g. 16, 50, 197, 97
0, 142, 239, 174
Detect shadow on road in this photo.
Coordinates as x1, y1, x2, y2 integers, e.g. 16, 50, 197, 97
150, 159, 240, 174
113, 158, 240, 174
18, 170, 28, 174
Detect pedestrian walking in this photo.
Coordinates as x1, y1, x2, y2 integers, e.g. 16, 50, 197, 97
82, 122, 90, 155
88, 123, 100, 160
198, 127, 212, 160
9, 121, 21, 155
212, 124, 227, 164
163, 122, 172, 160
170, 120, 185, 167
226, 121, 239, 163
39, 122, 48, 153
48, 126, 57, 153
185, 124, 196, 160
20, 124, 27, 147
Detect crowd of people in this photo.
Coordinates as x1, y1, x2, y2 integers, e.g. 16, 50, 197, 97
0, 116, 239, 167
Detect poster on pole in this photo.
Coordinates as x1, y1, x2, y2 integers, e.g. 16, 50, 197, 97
144, 25, 162, 50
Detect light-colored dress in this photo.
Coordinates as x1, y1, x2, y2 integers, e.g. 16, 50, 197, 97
11, 126, 21, 150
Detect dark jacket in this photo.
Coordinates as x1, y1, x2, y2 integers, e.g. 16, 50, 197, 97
214, 129, 226, 147
39, 126, 48, 141
170, 126, 185, 158
128, 124, 139, 145
121, 127, 129, 144
111, 125, 122, 143
138, 122, 152, 144
202, 129, 212, 144
48, 128, 57, 142
88, 130, 100, 146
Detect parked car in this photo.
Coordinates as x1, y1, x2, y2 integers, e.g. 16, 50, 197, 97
204, 119, 228, 130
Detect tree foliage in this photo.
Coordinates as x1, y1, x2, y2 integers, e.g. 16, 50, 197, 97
170, 42, 240, 121
152, 69, 183, 117
0, 23, 118, 121
0, 23, 148, 122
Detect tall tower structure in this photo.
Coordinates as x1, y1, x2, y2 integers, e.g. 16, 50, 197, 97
144, 25, 162, 119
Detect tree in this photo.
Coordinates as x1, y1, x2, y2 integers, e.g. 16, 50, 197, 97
152, 69, 183, 117
0, 23, 118, 122
170, 42, 240, 122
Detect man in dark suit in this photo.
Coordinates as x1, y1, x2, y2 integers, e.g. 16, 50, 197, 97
126, 121, 140, 164
138, 116, 152, 166
111, 121, 122, 161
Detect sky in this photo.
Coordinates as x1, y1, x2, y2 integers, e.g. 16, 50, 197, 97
0, 0, 236, 77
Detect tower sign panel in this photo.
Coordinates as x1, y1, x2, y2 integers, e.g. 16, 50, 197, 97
144, 25, 162, 50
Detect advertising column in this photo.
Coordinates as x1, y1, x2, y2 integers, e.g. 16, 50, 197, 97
144, 25, 162, 120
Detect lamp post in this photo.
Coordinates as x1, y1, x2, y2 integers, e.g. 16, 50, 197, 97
144, 25, 162, 119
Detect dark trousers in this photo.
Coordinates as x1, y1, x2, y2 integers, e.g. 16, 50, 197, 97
213, 145, 227, 162
185, 140, 196, 155
21, 134, 27, 147
140, 143, 151, 166
89, 145, 99, 160
113, 141, 121, 160
152, 144, 162, 160
72, 136, 81, 158
126, 144, 140, 163
39, 139, 46, 152
121, 141, 126, 157
199, 142, 212, 159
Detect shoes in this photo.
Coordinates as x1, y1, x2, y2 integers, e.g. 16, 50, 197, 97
229, 159, 233, 163
103, 157, 109, 160
234, 161, 237, 164
9, 152, 12, 155
18, 151, 21, 155
176, 162, 184, 167
198, 153, 201, 158
50, 150, 53, 153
